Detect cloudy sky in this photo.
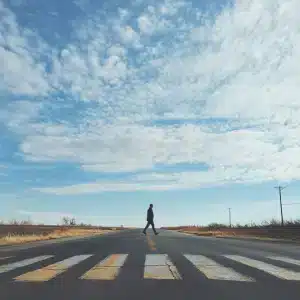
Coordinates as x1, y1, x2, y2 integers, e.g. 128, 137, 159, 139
1, 0, 300, 227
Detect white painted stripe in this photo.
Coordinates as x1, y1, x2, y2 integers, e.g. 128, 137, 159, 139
51, 255, 93, 269
0, 256, 52, 274
0, 256, 12, 260
224, 255, 300, 280
97, 254, 128, 267
267, 256, 300, 266
81, 254, 128, 280
144, 254, 181, 279
15, 255, 92, 282
184, 255, 253, 281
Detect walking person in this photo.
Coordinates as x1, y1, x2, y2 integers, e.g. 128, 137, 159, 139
143, 204, 158, 235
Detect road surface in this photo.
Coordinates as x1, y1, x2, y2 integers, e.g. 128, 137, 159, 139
0, 229, 300, 300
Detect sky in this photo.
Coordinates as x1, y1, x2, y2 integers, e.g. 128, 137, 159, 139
1, 0, 300, 227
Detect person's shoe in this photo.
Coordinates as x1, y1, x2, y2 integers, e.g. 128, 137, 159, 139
142, 231, 146, 235
155, 232, 159, 235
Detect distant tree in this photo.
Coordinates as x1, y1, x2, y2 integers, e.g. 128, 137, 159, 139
62, 217, 70, 225
20, 219, 33, 225
9, 219, 19, 225
69, 218, 76, 226
207, 223, 228, 229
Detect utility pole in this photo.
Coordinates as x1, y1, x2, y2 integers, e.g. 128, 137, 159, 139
228, 208, 232, 228
274, 186, 286, 226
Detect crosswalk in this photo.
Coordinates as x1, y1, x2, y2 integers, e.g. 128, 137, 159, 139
0, 253, 300, 282
184, 254, 253, 282
81, 254, 128, 280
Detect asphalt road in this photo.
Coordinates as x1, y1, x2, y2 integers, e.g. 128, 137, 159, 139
0, 229, 300, 300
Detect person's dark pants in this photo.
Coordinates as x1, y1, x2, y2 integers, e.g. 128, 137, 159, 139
143, 220, 157, 234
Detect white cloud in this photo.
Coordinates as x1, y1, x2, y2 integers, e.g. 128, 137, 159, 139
137, 15, 153, 35
116, 25, 141, 47
31, 165, 288, 195
107, 45, 127, 57
19, 120, 300, 183
159, 0, 186, 16
137, 13, 170, 36
0, 2, 50, 96
32, 182, 178, 195
2, 0, 300, 193
1, 101, 43, 137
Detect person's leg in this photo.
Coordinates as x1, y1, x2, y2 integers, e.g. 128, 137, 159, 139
143, 222, 150, 233
150, 221, 157, 234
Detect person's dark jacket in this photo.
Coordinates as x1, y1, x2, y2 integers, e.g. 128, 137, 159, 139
147, 207, 154, 222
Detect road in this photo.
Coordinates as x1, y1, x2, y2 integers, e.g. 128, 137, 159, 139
0, 229, 300, 300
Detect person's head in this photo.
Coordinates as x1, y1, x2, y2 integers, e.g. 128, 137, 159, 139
150, 204, 153, 208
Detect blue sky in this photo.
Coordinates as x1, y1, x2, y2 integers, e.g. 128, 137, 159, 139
1, 0, 300, 227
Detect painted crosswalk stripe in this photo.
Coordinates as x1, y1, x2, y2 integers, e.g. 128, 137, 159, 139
184, 254, 253, 281
0, 256, 52, 274
267, 256, 300, 266
14, 255, 92, 282
144, 254, 181, 280
81, 254, 128, 280
224, 255, 300, 280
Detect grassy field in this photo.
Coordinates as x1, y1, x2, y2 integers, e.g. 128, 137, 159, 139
0, 224, 122, 245
162, 219, 300, 241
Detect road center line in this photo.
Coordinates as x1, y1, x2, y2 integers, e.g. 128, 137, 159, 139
146, 235, 157, 251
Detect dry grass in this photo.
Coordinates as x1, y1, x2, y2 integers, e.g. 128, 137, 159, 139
178, 230, 235, 237
178, 230, 274, 240
0, 228, 112, 245
177, 228, 300, 241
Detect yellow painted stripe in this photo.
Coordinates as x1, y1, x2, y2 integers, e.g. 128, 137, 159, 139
14, 255, 92, 282
81, 254, 128, 280
146, 235, 156, 251
144, 254, 181, 280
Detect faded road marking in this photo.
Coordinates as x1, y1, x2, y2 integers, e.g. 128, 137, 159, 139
0, 256, 52, 274
146, 235, 156, 251
144, 254, 181, 280
14, 255, 92, 282
184, 254, 253, 282
224, 255, 300, 281
267, 256, 300, 266
81, 254, 128, 280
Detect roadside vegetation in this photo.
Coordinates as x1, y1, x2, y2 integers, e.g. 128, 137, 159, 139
162, 219, 300, 240
0, 217, 122, 246
163, 218, 300, 230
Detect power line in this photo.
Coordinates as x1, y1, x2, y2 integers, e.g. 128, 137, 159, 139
274, 186, 287, 226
